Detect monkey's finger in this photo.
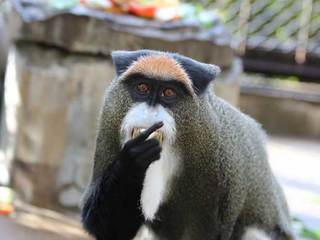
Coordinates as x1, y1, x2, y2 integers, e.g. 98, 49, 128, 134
133, 122, 163, 144
136, 146, 162, 169
123, 122, 163, 151
129, 139, 160, 158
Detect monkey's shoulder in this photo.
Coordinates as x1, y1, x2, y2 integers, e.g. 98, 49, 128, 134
212, 96, 266, 144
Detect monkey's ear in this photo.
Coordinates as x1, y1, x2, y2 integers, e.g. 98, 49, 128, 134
111, 51, 140, 76
173, 54, 221, 95
111, 50, 157, 76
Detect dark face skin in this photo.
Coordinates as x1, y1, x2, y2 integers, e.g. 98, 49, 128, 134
124, 73, 191, 108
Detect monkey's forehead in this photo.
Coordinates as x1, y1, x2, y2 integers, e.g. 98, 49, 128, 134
121, 55, 194, 94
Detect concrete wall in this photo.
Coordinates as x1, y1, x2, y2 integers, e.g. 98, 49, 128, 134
240, 78, 320, 138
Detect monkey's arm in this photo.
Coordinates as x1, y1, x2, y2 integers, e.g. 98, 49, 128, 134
81, 156, 144, 240
81, 123, 163, 240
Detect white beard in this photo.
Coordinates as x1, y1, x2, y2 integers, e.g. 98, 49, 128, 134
140, 141, 180, 221
120, 103, 181, 239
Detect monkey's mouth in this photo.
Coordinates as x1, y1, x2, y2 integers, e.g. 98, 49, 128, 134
131, 127, 164, 144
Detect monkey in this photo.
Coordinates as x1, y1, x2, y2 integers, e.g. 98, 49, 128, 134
81, 49, 293, 240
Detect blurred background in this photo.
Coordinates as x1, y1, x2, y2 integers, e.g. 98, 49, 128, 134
0, 0, 319, 239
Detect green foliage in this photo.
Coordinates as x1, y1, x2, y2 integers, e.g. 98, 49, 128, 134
293, 217, 320, 240
49, 0, 79, 10
301, 228, 320, 240
179, 3, 221, 29
275, 28, 290, 42
310, 194, 320, 205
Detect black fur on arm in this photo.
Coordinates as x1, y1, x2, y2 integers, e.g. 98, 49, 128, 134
81, 122, 163, 240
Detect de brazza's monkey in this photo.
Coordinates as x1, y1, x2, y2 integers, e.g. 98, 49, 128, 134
81, 50, 293, 240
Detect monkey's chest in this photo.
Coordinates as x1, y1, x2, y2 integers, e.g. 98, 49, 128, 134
140, 148, 180, 221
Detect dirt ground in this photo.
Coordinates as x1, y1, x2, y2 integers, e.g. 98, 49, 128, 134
0, 201, 92, 240
268, 136, 320, 230
0, 135, 319, 239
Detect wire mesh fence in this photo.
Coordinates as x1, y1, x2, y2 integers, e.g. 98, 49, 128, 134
209, 0, 320, 66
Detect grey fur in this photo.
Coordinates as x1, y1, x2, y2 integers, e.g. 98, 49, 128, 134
82, 50, 293, 240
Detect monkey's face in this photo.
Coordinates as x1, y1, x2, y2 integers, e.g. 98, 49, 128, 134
120, 75, 189, 146
112, 50, 220, 146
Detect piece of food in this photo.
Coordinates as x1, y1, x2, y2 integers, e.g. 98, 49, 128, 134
131, 127, 164, 144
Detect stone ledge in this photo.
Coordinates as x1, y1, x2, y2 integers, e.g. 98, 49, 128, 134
240, 77, 320, 103
10, 1, 234, 68
239, 76, 320, 137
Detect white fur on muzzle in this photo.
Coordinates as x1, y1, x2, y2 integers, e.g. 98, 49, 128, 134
120, 102, 176, 145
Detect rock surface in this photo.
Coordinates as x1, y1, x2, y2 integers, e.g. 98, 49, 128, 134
0, 15, 9, 74
10, 3, 233, 68
1, 43, 113, 207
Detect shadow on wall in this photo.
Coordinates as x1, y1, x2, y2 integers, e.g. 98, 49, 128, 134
0, 6, 9, 74
0, 4, 10, 186
0, 2, 9, 112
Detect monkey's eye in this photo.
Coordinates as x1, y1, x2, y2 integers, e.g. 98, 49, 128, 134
161, 88, 176, 98
136, 83, 150, 94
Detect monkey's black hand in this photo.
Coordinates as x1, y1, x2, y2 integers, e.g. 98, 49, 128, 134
119, 121, 163, 172
82, 122, 163, 240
